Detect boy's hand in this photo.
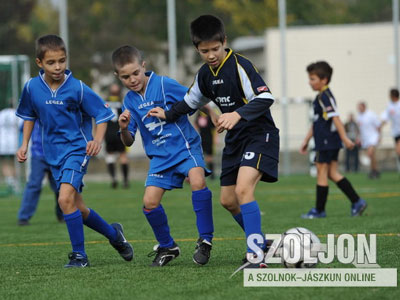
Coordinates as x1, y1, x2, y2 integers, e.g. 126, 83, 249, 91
86, 140, 102, 156
147, 107, 166, 119
343, 137, 355, 150
216, 112, 241, 133
119, 109, 131, 130
16, 145, 28, 163
299, 141, 309, 155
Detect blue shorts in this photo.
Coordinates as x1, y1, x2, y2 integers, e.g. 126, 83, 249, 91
51, 155, 89, 193
314, 149, 340, 163
145, 154, 209, 190
220, 152, 278, 186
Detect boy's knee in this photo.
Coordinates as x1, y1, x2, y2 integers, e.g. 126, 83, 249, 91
220, 198, 238, 212
143, 197, 160, 210
190, 178, 206, 191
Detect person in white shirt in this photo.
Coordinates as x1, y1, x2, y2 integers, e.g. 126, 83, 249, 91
357, 102, 381, 179
380, 89, 400, 174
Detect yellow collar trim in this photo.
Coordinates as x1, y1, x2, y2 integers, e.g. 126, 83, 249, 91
209, 49, 232, 77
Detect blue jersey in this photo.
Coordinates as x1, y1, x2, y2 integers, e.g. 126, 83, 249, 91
312, 86, 342, 151
123, 72, 203, 174
16, 70, 114, 166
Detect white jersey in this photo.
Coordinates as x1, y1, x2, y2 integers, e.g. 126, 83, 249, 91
381, 100, 400, 137
0, 108, 21, 155
357, 109, 380, 148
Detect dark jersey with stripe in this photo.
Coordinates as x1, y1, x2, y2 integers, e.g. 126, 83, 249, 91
312, 87, 342, 151
182, 49, 279, 167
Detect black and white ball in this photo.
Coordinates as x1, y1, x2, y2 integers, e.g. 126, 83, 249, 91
281, 227, 320, 268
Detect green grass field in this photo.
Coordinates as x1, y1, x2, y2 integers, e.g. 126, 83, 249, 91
0, 172, 399, 300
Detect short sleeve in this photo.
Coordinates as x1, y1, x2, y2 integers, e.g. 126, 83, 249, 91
320, 91, 339, 118
184, 73, 210, 109
16, 80, 37, 121
80, 82, 114, 124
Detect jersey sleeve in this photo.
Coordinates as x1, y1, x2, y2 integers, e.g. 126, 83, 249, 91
320, 91, 339, 118
15, 79, 37, 121
234, 56, 275, 121
183, 73, 210, 109
80, 82, 115, 124
162, 76, 188, 106
380, 106, 389, 122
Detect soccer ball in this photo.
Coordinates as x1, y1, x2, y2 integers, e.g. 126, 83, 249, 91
280, 227, 320, 268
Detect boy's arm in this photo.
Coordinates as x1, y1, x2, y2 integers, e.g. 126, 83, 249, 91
16, 120, 34, 163
119, 109, 134, 146
300, 126, 313, 154
148, 100, 194, 122
332, 116, 355, 149
87, 122, 107, 156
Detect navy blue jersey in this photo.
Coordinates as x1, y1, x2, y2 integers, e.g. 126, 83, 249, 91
16, 70, 114, 166
122, 72, 203, 174
183, 49, 279, 165
312, 87, 342, 150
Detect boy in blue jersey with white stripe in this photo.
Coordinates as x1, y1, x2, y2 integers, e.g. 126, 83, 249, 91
112, 45, 214, 267
16, 35, 133, 268
300, 61, 367, 218
149, 15, 279, 270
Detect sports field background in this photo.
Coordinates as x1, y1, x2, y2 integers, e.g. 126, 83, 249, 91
0, 172, 399, 299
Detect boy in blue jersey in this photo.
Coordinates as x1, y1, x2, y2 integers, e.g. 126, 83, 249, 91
149, 15, 278, 269
16, 35, 133, 267
300, 61, 367, 218
112, 45, 214, 267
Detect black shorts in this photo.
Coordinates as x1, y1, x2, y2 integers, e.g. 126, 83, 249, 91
315, 149, 340, 163
394, 135, 400, 143
220, 152, 278, 186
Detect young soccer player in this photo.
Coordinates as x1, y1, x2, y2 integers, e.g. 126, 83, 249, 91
148, 15, 279, 268
300, 61, 367, 218
380, 88, 400, 174
16, 35, 133, 267
356, 101, 381, 179
112, 45, 214, 267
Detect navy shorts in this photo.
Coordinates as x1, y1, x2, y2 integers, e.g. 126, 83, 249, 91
220, 152, 278, 186
314, 149, 340, 163
395, 135, 400, 143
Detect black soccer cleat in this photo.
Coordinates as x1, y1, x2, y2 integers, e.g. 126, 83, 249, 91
109, 223, 134, 261
148, 242, 180, 267
193, 238, 212, 265
64, 252, 89, 268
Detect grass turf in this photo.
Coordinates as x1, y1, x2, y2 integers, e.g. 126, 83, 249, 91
0, 172, 399, 299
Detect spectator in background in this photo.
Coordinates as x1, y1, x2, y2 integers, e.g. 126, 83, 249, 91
194, 106, 216, 179
104, 83, 130, 189
17, 121, 63, 225
344, 113, 360, 173
0, 105, 21, 192
380, 88, 400, 175
357, 102, 381, 179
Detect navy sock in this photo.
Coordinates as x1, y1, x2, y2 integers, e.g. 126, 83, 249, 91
83, 208, 117, 241
233, 212, 245, 231
336, 177, 359, 203
192, 187, 214, 243
316, 185, 329, 212
240, 201, 264, 253
63, 209, 86, 257
143, 205, 174, 248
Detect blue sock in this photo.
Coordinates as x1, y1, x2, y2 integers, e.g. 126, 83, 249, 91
63, 209, 86, 257
192, 187, 214, 242
233, 212, 245, 230
143, 205, 174, 248
240, 201, 265, 253
83, 208, 117, 241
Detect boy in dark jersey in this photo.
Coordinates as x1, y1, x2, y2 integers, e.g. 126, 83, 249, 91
300, 61, 367, 218
149, 15, 279, 268
16, 35, 133, 267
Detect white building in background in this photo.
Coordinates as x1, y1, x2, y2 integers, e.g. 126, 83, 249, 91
233, 22, 397, 150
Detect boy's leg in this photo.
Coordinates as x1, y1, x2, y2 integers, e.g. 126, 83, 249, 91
329, 161, 367, 216
105, 153, 117, 188
235, 166, 265, 256
17, 157, 47, 224
119, 152, 129, 188
220, 186, 244, 229
48, 168, 63, 222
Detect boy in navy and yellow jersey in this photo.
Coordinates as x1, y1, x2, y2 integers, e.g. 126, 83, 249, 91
149, 15, 279, 269
300, 61, 367, 218
113, 45, 214, 267
16, 35, 133, 267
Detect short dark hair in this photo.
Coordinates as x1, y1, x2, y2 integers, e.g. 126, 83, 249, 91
390, 88, 399, 98
306, 61, 333, 83
112, 45, 143, 72
36, 35, 66, 60
190, 15, 226, 47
